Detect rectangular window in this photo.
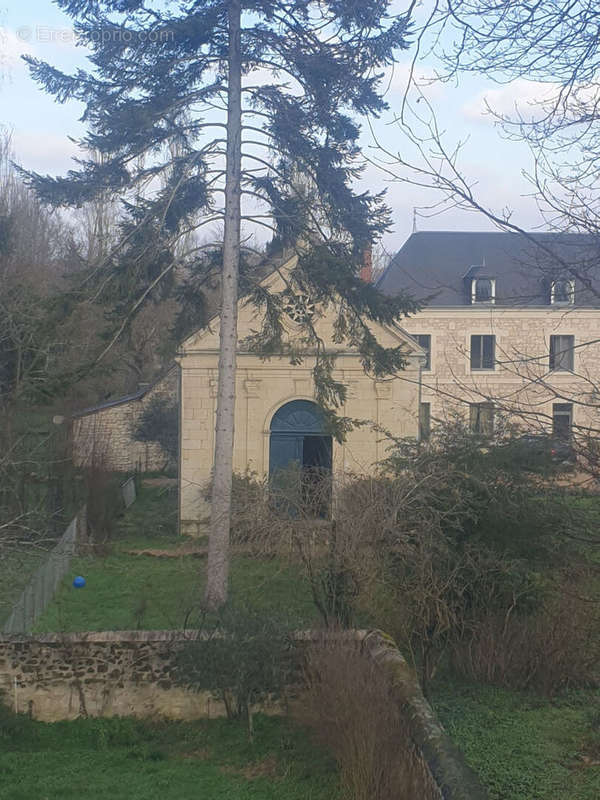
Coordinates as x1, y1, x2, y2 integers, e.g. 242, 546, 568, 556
414, 334, 431, 370
419, 402, 431, 441
549, 335, 574, 371
469, 402, 494, 435
470, 335, 495, 370
552, 403, 573, 440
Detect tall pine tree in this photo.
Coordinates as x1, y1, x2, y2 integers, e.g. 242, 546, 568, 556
23, 0, 417, 608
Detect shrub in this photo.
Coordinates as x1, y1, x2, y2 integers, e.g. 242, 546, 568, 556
175, 606, 295, 739
133, 395, 178, 468
296, 639, 438, 800
450, 576, 600, 695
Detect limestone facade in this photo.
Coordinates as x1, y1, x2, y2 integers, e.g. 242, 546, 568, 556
178, 256, 424, 534
401, 307, 600, 433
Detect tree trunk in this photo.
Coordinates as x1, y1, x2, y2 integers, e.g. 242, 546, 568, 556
205, 0, 242, 609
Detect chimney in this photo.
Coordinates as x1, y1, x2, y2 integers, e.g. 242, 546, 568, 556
360, 244, 373, 283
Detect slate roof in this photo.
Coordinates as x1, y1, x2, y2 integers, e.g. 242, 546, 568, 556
73, 366, 177, 418
378, 231, 600, 307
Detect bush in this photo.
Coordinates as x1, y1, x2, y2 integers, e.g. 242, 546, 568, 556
223, 420, 598, 697
84, 461, 123, 554
133, 396, 178, 468
175, 606, 295, 739
296, 640, 437, 800
450, 578, 600, 695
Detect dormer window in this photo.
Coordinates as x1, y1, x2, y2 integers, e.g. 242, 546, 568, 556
550, 279, 574, 305
471, 278, 495, 304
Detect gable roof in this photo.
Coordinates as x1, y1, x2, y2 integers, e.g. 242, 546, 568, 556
378, 230, 600, 307
180, 250, 426, 360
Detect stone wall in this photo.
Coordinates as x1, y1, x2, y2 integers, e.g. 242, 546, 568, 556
0, 631, 222, 722
72, 368, 179, 473
402, 307, 600, 431
359, 630, 487, 800
0, 629, 487, 799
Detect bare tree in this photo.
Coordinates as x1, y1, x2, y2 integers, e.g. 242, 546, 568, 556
364, 3, 600, 478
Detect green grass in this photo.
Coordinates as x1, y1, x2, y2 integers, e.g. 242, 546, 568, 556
28, 485, 600, 800
33, 553, 318, 632
431, 679, 600, 800
33, 486, 318, 632
0, 710, 339, 800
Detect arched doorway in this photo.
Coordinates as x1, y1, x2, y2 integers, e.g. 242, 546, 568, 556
269, 400, 332, 516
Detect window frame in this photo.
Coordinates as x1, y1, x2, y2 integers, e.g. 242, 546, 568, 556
549, 335, 574, 372
552, 402, 573, 440
414, 334, 431, 371
470, 334, 496, 371
471, 278, 496, 304
469, 402, 495, 436
550, 279, 575, 306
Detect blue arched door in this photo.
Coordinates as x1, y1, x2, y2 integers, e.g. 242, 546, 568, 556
269, 400, 332, 515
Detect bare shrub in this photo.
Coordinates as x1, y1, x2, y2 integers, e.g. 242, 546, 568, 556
225, 421, 598, 696
451, 578, 600, 695
82, 426, 123, 554
296, 639, 439, 800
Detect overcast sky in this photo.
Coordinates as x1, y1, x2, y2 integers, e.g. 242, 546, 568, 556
0, 1, 547, 252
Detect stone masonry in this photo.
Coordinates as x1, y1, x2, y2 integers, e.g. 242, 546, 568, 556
71, 367, 179, 473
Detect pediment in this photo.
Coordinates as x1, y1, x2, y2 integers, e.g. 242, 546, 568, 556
180, 253, 426, 361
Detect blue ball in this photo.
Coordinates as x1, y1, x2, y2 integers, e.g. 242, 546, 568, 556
72, 576, 86, 588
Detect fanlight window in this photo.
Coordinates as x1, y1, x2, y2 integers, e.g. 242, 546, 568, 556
550, 279, 574, 305
471, 278, 495, 304
283, 293, 316, 324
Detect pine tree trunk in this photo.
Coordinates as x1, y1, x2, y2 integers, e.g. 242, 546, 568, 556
205, 0, 242, 609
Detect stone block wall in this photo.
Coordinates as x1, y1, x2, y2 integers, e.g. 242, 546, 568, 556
72, 368, 179, 473
0, 629, 487, 799
178, 353, 421, 534
402, 307, 600, 431
0, 631, 221, 722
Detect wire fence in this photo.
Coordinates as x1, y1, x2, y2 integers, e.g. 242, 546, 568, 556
2, 476, 138, 634
2, 508, 87, 635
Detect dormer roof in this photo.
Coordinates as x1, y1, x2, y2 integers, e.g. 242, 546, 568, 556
379, 230, 600, 307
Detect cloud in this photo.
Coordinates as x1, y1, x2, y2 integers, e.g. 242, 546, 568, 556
462, 79, 558, 123
0, 25, 34, 78
384, 61, 444, 101
12, 129, 82, 174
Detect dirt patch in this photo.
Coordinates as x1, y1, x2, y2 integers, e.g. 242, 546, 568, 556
124, 546, 208, 558
141, 477, 178, 488
219, 755, 279, 781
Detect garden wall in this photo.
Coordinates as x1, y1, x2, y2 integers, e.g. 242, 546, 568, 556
0, 629, 487, 800
0, 631, 227, 722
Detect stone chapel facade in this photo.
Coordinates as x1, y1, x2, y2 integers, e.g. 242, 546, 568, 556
177, 252, 425, 535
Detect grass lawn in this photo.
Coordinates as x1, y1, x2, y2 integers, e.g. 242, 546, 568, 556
0, 710, 339, 800
26, 484, 600, 800
33, 485, 318, 632
431, 679, 600, 800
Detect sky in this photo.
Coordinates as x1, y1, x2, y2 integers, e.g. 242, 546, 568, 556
0, 0, 547, 253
